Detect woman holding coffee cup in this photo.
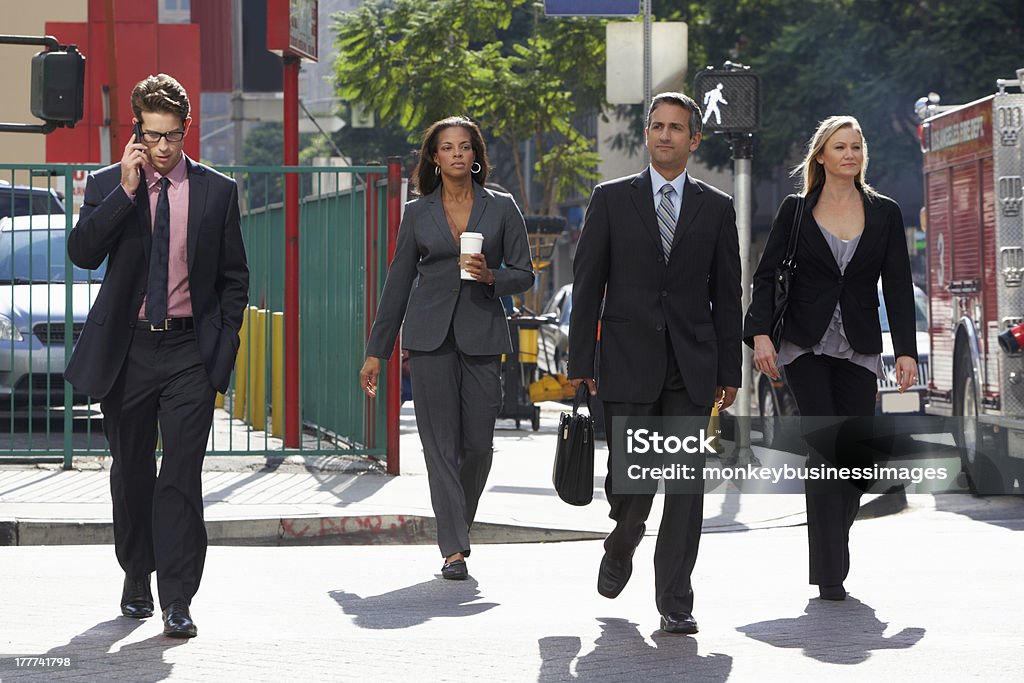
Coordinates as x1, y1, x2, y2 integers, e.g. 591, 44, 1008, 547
360, 116, 534, 580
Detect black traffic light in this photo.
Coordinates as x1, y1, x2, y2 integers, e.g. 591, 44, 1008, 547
30, 46, 85, 125
693, 66, 761, 134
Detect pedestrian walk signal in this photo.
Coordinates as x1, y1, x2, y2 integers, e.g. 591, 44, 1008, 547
693, 68, 761, 134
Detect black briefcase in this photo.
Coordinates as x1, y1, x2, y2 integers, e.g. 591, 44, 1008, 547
553, 384, 595, 506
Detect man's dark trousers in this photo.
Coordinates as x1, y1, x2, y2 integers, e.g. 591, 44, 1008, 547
103, 325, 216, 610
602, 342, 707, 616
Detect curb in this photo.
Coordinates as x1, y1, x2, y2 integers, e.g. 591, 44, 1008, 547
0, 515, 606, 547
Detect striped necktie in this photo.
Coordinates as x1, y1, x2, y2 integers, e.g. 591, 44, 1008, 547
657, 182, 677, 257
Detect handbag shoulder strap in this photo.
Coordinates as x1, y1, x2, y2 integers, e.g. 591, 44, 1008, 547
782, 195, 805, 268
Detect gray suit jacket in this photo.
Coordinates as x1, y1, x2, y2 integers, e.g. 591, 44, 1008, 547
366, 183, 534, 359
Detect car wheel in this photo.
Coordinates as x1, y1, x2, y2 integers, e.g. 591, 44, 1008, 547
552, 347, 566, 376
954, 344, 1006, 495
759, 382, 781, 448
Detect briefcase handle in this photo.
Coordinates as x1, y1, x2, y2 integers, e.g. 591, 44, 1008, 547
572, 382, 592, 416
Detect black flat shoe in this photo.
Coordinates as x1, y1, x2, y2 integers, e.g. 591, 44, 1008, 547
120, 574, 154, 619
441, 559, 468, 580
597, 523, 646, 599
819, 584, 847, 601
162, 599, 198, 638
660, 612, 699, 635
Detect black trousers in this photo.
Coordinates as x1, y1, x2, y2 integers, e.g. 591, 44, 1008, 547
784, 352, 877, 587
602, 338, 707, 615
408, 330, 502, 558
102, 327, 216, 609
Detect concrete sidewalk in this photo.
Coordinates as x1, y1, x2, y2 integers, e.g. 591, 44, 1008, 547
0, 401, 911, 547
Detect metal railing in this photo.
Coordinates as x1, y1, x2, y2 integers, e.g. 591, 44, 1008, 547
0, 162, 400, 470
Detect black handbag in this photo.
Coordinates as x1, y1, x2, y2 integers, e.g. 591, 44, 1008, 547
553, 384, 595, 506
770, 195, 805, 350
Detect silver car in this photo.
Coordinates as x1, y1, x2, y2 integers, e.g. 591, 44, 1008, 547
0, 214, 104, 409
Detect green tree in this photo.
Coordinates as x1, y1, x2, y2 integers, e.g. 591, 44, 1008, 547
659, 0, 1022, 199
331, 0, 607, 214
242, 122, 285, 208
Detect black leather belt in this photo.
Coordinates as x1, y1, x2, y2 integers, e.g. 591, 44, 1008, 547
137, 317, 195, 332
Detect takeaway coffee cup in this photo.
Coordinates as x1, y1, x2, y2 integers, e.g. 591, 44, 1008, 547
460, 232, 484, 280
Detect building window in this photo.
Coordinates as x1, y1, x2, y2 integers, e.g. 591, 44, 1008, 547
160, 0, 191, 24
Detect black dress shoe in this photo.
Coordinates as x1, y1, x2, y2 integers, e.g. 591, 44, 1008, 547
120, 574, 154, 619
597, 523, 645, 599
162, 599, 198, 638
660, 612, 699, 635
819, 583, 847, 601
441, 559, 468, 580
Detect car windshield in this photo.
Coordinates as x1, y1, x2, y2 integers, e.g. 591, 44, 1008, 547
0, 229, 105, 283
0, 190, 63, 220
878, 287, 928, 333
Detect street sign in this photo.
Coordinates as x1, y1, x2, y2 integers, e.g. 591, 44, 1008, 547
544, 0, 640, 16
693, 67, 761, 134
298, 116, 344, 134
606, 22, 687, 105
267, 0, 318, 61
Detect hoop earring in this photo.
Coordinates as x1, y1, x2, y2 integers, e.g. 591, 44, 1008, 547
434, 165, 441, 176
471, 162, 482, 174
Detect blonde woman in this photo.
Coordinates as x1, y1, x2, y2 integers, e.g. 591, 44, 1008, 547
744, 116, 918, 600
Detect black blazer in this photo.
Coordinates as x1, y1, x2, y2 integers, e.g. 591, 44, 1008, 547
65, 157, 250, 398
568, 170, 743, 406
365, 183, 534, 359
744, 191, 918, 361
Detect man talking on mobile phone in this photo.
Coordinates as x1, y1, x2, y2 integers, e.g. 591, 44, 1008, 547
65, 74, 249, 638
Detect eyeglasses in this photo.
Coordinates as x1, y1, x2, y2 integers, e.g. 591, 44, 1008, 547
141, 130, 185, 143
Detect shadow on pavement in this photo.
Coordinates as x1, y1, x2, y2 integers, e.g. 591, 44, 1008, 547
329, 578, 498, 629
737, 597, 925, 664
11, 617, 188, 682
930, 493, 1024, 532
538, 617, 732, 682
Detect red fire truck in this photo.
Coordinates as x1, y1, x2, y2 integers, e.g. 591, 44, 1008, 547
919, 68, 1024, 493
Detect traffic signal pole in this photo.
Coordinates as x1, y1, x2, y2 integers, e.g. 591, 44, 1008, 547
694, 62, 761, 465
728, 133, 755, 463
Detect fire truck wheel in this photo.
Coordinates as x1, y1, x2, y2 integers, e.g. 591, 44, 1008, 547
953, 344, 978, 453
954, 346, 1008, 494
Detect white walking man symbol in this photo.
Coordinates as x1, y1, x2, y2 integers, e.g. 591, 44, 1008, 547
702, 83, 728, 125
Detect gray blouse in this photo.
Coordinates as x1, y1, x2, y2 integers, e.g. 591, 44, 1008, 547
776, 222, 884, 379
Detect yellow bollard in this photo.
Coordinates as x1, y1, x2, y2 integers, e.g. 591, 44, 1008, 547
232, 306, 253, 421
215, 392, 225, 409
271, 311, 284, 437
249, 308, 267, 431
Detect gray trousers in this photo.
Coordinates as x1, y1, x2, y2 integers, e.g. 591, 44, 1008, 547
408, 333, 502, 558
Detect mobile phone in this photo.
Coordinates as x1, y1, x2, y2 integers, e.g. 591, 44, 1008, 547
132, 122, 144, 176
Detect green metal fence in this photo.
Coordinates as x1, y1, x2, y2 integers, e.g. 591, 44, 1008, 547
0, 163, 392, 468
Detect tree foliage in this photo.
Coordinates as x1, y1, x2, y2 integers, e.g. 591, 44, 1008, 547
658, 0, 1023, 205
331, 0, 607, 214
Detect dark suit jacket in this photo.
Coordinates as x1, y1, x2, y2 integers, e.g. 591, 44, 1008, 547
568, 170, 743, 406
65, 157, 250, 398
744, 191, 918, 361
365, 183, 534, 359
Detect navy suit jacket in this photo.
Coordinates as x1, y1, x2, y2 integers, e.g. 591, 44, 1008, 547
65, 157, 249, 398
365, 183, 534, 359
